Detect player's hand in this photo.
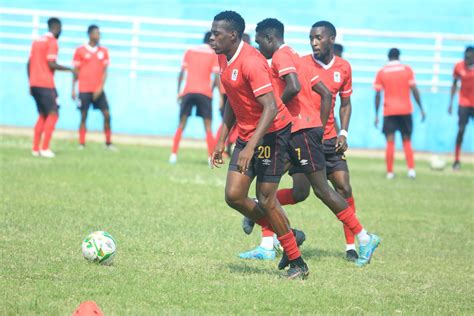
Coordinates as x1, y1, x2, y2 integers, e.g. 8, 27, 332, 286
72, 90, 76, 100
237, 146, 253, 173
177, 95, 182, 104
448, 104, 453, 115
92, 88, 102, 101
374, 116, 379, 128
421, 110, 426, 122
211, 145, 225, 169
335, 135, 348, 153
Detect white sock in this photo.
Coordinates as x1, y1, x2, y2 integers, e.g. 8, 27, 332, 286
260, 236, 274, 250
357, 229, 370, 246
346, 244, 356, 251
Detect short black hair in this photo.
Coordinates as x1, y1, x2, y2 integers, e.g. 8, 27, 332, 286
311, 21, 336, 37
465, 46, 474, 53
334, 43, 344, 53
388, 48, 400, 59
88, 24, 99, 35
213, 11, 245, 38
255, 18, 284, 39
47, 17, 61, 28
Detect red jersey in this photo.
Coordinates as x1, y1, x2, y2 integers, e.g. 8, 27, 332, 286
270, 45, 321, 133
29, 32, 58, 88
218, 42, 292, 141
453, 61, 474, 107
302, 55, 352, 140
181, 44, 219, 98
73, 44, 110, 93
374, 61, 416, 116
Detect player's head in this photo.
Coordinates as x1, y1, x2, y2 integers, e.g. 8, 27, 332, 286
255, 18, 284, 59
88, 25, 100, 44
203, 31, 212, 44
210, 11, 245, 55
310, 21, 336, 61
47, 17, 62, 39
242, 33, 251, 44
334, 43, 343, 57
388, 48, 400, 61
465, 46, 474, 65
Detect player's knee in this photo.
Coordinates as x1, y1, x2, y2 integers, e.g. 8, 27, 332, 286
225, 189, 244, 209
256, 193, 276, 211
312, 184, 331, 201
337, 184, 352, 199
293, 187, 310, 203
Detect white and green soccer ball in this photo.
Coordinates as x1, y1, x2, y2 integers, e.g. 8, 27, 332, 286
82, 231, 116, 265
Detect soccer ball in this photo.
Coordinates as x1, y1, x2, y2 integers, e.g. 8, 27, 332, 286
81, 231, 116, 265
429, 155, 447, 171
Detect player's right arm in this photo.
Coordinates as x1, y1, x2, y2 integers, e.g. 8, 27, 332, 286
281, 73, 301, 104
448, 78, 459, 115
177, 68, 185, 103
410, 84, 425, 121
374, 70, 383, 128
211, 99, 235, 168
27, 58, 31, 95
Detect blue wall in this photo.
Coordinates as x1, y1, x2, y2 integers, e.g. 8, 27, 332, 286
0, 0, 473, 152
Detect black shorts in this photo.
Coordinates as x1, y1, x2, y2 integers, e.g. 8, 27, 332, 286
180, 93, 212, 119
31, 87, 58, 114
78, 92, 109, 112
228, 124, 291, 183
382, 114, 412, 136
288, 127, 326, 175
459, 106, 474, 126
322, 137, 349, 175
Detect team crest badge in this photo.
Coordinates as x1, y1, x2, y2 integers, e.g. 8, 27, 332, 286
334, 71, 341, 83
232, 69, 239, 81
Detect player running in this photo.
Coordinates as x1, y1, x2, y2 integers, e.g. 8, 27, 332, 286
374, 48, 426, 179
170, 32, 219, 164
448, 46, 474, 170
241, 20, 380, 266
72, 25, 114, 150
209, 11, 309, 279
28, 17, 75, 158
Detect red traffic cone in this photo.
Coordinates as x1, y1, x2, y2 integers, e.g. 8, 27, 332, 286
72, 301, 104, 316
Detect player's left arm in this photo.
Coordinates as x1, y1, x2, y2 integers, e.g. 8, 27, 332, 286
211, 99, 235, 168
238, 91, 278, 172
27, 58, 31, 95
410, 84, 425, 122
336, 96, 351, 153
93, 66, 107, 101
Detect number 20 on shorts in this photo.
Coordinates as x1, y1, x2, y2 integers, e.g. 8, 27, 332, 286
257, 145, 271, 159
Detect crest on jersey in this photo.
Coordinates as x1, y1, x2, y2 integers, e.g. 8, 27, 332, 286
334, 71, 341, 83
231, 69, 239, 81
85, 53, 91, 59
98, 51, 104, 60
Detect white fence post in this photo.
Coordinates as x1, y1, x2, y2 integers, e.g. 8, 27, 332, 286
431, 34, 443, 93
130, 19, 140, 79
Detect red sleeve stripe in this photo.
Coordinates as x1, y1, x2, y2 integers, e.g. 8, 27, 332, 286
373, 84, 383, 91
253, 83, 272, 94
46, 54, 57, 60
408, 79, 416, 85
341, 89, 352, 94
310, 75, 320, 83
73, 61, 81, 66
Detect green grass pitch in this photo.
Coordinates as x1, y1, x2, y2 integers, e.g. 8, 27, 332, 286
1, 135, 473, 314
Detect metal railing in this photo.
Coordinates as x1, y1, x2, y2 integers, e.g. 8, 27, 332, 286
1, 7, 473, 91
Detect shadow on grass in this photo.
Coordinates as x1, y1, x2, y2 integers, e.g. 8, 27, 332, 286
301, 247, 343, 260
225, 263, 276, 276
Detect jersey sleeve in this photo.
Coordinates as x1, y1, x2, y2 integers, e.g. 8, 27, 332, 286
453, 62, 461, 79
211, 55, 220, 73
103, 48, 110, 66
181, 50, 190, 70
72, 48, 81, 67
46, 39, 58, 61
243, 57, 273, 98
407, 66, 416, 86
373, 69, 383, 91
272, 50, 297, 78
339, 62, 353, 97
